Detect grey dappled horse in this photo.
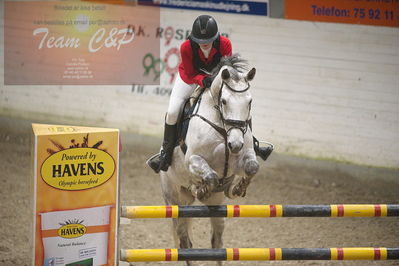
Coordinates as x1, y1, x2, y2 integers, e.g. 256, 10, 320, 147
160, 55, 259, 265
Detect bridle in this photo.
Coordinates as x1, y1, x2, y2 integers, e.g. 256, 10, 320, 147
213, 80, 251, 138
189, 79, 252, 192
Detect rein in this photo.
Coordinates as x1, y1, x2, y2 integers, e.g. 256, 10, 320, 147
188, 80, 251, 192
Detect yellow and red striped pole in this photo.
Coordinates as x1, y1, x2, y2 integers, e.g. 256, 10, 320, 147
120, 248, 399, 262
121, 204, 399, 219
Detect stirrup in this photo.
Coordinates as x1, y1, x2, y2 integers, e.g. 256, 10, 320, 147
146, 153, 161, 173
255, 140, 274, 161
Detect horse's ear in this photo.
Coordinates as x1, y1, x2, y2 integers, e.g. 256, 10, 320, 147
247, 68, 256, 81
221, 69, 230, 80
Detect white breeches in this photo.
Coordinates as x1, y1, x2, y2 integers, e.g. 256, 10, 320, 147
166, 73, 196, 125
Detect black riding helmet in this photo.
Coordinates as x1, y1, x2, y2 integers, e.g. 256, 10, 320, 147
190, 15, 219, 44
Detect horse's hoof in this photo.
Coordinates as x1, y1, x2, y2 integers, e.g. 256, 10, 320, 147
197, 186, 212, 201
224, 186, 237, 199
224, 185, 245, 199
244, 159, 259, 177
224, 179, 244, 199
233, 183, 246, 197
230, 178, 249, 198
197, 186, 207, 200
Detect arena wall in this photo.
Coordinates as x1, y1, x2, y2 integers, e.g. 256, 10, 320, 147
1, 4, 398, 168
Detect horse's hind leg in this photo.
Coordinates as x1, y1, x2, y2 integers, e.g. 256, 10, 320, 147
160, 172, 195, 265
173, 217, 193, 247
201, 192, 225, 266
172, 188, 195, 265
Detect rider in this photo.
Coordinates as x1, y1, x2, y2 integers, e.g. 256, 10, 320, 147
147, 15, 272, 173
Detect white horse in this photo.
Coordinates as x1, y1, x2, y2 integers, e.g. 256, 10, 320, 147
160, 55, 259, 265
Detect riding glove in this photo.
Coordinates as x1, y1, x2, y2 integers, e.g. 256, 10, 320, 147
203, 76, 213, 88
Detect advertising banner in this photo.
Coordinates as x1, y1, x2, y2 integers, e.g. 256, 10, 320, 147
138, 0, 268, 16
285, 0, 399, 27
31, 124, 119, 266
4, 1, 160, 85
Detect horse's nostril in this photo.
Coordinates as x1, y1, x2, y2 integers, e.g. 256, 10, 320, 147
228, 142, 233, 149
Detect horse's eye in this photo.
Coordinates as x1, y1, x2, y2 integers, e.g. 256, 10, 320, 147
221, 99, 227, 105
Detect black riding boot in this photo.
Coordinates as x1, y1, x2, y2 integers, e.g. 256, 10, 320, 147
249, 119, 273, 161
147, 123, 177, 173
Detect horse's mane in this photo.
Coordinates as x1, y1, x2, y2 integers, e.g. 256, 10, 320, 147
208, 54, 249, 81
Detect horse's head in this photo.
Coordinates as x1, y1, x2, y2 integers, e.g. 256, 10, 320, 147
209, 55, 256, 154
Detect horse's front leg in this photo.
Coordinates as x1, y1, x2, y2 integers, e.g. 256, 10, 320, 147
225, 149, 259, 198
160, 172, 195, 266
187, 154, 219, 200
243, 149, 259, 178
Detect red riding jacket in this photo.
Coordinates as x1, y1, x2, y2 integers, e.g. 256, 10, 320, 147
178, 35, 232, 88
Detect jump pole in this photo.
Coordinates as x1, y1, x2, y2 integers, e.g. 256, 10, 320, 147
121, 204, 399, 218
120, 248, 399, 262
